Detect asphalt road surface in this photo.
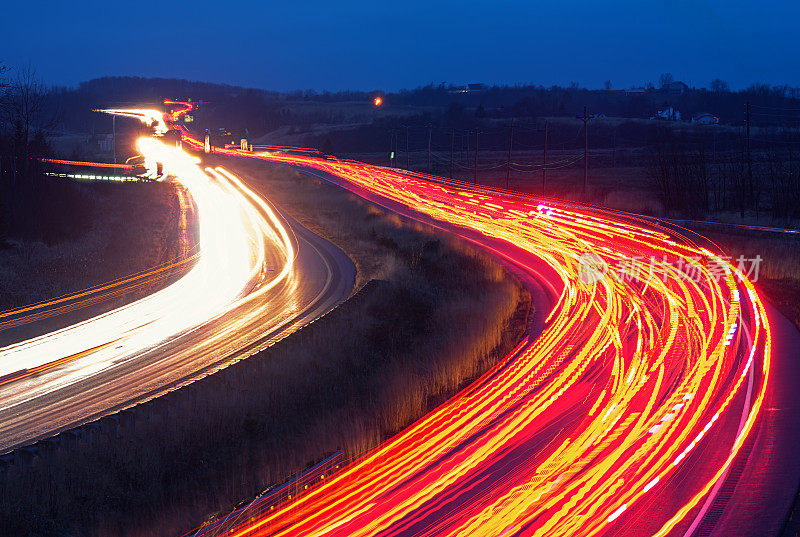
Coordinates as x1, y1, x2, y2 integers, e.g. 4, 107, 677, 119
0, 162, 355, 453
193, 137, 796, 537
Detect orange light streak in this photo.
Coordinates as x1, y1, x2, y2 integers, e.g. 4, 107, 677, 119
40, 158, 135, 169
171, 108, 771, 537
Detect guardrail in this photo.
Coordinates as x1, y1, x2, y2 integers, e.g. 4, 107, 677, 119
187, 451, 344, 537
0, 281, 382, 514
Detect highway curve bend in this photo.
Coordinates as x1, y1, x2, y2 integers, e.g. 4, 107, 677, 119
0, 137, 355, 453
189, 129, 771, 537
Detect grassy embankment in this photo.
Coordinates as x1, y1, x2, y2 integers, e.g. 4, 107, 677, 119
0, 179, 189, 345
0, 164, 530, 537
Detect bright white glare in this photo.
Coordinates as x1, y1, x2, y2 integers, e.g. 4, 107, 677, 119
97, 108, 169, 136
0, 137, 295, 401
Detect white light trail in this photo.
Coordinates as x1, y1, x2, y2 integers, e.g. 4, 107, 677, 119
96, 108, 169, 136
0, 137, 294, 401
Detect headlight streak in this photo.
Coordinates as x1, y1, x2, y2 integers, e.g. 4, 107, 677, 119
96, 108, 170, 136
170, 110, 771, 537
0, 136, 296, 412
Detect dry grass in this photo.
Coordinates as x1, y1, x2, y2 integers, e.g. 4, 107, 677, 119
0, 165, 530, 537
706, 228, 800, 329
684, 224, 800, 329
0, 181, 187, 345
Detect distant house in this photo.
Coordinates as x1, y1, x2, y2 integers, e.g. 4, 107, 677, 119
652, 106, 681, 121
692, 112, 719, 125
449, 83, 488, 94
663, 81, 689, 95
625, 87, 647, 96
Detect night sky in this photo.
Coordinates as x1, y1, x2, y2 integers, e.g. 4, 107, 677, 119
2, 0, 798, 91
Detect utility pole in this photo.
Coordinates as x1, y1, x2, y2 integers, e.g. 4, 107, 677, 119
713, 129, 717, 161
611, 126, 617, 168
427, 125, 432, 172
450, 129, 455, 179
746, 101, 753, 202
390, 129, 396, 167
576, 106, 595, 194
112, 115, 117, 164
405, 126, 410, 170
506, 119, 514, 189
542, 120, 548, 193
474, 129, 479, 183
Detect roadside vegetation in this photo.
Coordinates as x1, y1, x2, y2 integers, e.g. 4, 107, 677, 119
0, 163, 530, 537
0, 180, 189, 345
686, 225, 800, 330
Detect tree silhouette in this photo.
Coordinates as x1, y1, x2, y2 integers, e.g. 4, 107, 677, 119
2, 63, 51, 147
709, 78, 730, 93
0, 60, 9, 90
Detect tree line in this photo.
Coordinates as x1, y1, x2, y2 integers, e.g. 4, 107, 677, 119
4, 64, 799, 225
25, 72, 800, 139
649, 126, 800, 221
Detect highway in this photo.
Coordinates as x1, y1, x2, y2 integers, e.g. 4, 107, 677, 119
0, 135, 355, 453
166, 103, 784, 536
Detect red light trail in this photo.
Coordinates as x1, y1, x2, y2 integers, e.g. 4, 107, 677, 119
167, 101, 771, 537
40, 158, 135, 169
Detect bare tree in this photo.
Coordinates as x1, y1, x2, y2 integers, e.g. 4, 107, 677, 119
659, 72, 675, 88
0, 60, 9, 90
0, 61, 10, 132
709, 78, 730, 93
649, 128, 713, 218
2, 63, 50, 146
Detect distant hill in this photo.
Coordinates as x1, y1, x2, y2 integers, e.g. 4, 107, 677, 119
43, 76, 800, 156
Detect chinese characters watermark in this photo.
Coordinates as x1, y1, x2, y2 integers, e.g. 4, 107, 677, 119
577, 253, 762, 284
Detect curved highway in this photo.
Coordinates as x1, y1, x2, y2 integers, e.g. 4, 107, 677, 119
169, 103, 782, 537
0, 136, 355, 453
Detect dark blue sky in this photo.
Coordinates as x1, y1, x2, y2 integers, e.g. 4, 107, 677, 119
2, 0, 798, 91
